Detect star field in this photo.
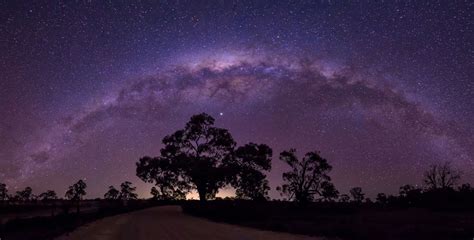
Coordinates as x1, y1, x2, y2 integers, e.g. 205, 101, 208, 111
0, 1, 472, 198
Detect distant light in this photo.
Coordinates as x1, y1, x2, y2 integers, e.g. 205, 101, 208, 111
219, 112, 223, 116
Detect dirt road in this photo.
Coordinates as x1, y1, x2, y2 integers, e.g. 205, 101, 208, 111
56, 205, 322, 240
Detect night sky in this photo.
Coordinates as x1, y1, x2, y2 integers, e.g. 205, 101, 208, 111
0, 1, 472, 199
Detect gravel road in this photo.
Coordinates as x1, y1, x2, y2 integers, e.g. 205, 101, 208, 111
56, 205, 322, 240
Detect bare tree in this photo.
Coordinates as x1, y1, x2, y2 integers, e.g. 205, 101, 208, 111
423, 162, 461, 190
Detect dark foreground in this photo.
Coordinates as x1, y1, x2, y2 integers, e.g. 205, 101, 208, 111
2, 200, 473, 240
57, 205, 319, 240
182, 200, 474, 240
0, 200, 163, 240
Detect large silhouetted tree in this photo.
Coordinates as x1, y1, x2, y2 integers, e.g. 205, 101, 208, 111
119, 181, 138, 200
277, 149, 333, 203
136, 156, 188, 200
65, 179, 87, 213
423, 162, 461, 190
349, 187, 365, 203
104, 186, 120, 200
0, 183, 8, 201
137, 113, 236, 202
230, 143, 272, 201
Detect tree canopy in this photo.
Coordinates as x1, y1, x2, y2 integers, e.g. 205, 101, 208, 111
104, 186, 120, 200
65, 179, 87, 201
230, 143, 272, 200
277, 149, 334, 203
136, 113, 273, 202
137, 156, 188, 200
16, 187, 33, 201
39, 190, 57, 201
119, 181, 138, 200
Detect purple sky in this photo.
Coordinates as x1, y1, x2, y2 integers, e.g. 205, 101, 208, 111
0, 1, 472, 199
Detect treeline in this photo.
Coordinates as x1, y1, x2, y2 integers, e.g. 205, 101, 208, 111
1, 113, 472, 208
0, 180, 138, 202
0, 179, 142, 216
135, 113, 474, 207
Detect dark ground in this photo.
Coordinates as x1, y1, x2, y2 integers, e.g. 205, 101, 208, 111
2, 200, 473, 240
182, 200, 474, 240
0, 200, 170, 240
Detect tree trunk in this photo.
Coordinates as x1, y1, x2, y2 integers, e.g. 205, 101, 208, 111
76, 200, 80, 214
197, 186, 207, 204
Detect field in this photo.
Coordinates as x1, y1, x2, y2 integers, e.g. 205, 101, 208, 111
182, 200, 474, 240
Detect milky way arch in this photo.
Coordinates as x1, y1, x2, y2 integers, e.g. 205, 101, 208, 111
6, 48, 471, 198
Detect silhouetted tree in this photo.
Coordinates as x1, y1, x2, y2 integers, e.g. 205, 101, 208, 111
339, 194, 350, 203
376, 193, 387, 205
8, 194, 18, 202
39, 190, 58, 216
230, 143, 272, 201
104, 186, 120, 200
137, 113, 236, 202
119, 181, 138, 200
39, 190, 57, 201
423, 162, 461, 190
321, 182, 339, 202
349, 187, 364, 203
277, 149, 333, 203
137, 156, 188, 200
0, 183, 8, 201
65, 179, 87, 213
16, 187, 33, 201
